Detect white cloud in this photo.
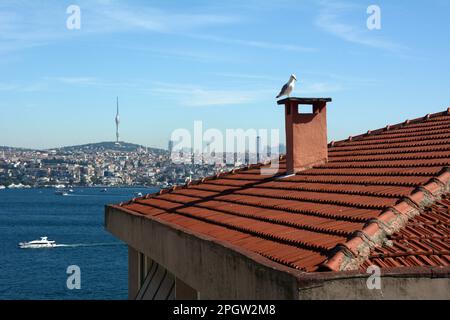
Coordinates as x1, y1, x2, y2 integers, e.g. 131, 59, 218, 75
148, 78, 343, 107
212, 72, 281, 81
0, 1, 315, 55
47, 76, 145, 89
186, 90, 260, 107
300, 81, 343, 94
0, 83, 17, 91
0, 76, 143, 92
188, 34, 315, 53
149, 82, 270, 107
88, 2, 314, 53
301, 71, 379, 86
0, 1, 239, 55
315, 1, 409, 55
50, 77, 99, 85
95, 4, 239, 33
116, 45, 233, 63
20, 83, 48, 92
0, 82, 47, 92
211, 72, 345, 95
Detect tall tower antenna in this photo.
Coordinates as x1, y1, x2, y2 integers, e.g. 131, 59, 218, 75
115, 96, 120, 144
256, 135, 260, 164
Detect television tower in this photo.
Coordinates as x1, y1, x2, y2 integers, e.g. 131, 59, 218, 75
256, 135, 260, 164
115, 97, 120, 144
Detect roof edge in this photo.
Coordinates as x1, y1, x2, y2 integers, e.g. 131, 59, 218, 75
117, 155, 287, 207
106, 202, 307, 279
328, 108, 450, 147
322, 166, 450, 272
296, 266, 450, 289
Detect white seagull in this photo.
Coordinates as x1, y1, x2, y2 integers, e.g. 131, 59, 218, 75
276, 74, 297, 98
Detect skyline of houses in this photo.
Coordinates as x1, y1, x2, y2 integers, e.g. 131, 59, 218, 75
0, 141, 276, 189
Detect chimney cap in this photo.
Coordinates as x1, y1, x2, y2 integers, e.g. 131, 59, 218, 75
277, 97, 332, 105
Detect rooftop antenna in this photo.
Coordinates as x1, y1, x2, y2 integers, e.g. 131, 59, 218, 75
256, 135, 260, 164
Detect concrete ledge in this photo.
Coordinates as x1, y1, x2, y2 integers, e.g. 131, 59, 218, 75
297, 266, 450, 286
296, 267, 450, 299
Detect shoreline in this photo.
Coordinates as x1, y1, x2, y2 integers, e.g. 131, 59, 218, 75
0, 185, 160, 190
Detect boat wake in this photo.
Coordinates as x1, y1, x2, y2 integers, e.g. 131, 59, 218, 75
54, 243, 123, 248
19, 237, 124, 249
19, 236, 56, 249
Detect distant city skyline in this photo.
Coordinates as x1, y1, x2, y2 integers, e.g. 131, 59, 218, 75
1, 0, 450, 150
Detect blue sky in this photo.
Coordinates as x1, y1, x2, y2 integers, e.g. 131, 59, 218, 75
1, 0, 449, 150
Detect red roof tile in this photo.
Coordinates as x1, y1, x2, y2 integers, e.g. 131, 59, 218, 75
110, 109, 450, 273
360, 195, 450, 270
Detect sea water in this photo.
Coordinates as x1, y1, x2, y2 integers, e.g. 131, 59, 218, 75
0, 187, 157, 299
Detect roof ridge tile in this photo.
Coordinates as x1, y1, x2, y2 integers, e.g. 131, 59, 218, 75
322, 167, 450, 271
330, 109, 450, 145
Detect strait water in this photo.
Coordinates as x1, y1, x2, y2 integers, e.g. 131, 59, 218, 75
0, 187, 158, 300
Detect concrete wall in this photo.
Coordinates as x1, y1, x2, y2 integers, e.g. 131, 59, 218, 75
175, 277, 199, 300
299, 275, 450, 300
128, 246, 139, 299
137, 258, 175, 300
106, 206, 301, 299
130, 247, 177, 300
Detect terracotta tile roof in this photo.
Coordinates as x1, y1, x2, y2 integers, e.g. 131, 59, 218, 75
360, 194, 450, 269
109, 108, 450, 273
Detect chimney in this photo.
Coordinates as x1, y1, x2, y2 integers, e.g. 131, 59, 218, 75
277, 97, 332, 174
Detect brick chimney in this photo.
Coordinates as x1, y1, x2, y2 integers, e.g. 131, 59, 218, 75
277, 97, 332, 174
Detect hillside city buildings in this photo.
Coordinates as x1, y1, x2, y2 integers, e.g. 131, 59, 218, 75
0, 143, 273, 189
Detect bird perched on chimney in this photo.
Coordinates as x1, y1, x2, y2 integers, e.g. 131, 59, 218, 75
276, 74, 297, 98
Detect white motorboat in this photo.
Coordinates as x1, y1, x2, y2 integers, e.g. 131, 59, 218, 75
19, 236, 57, 249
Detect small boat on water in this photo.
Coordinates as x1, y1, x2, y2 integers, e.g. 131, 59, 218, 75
19, 236, 57, 249
135, 192, 143, 197
55, 190, 69, 196
100, 188, 107, 193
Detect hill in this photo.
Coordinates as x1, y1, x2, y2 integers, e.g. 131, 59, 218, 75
0, 142, 166, 154
0, 146, 36, 152
57, 141, 166, 154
